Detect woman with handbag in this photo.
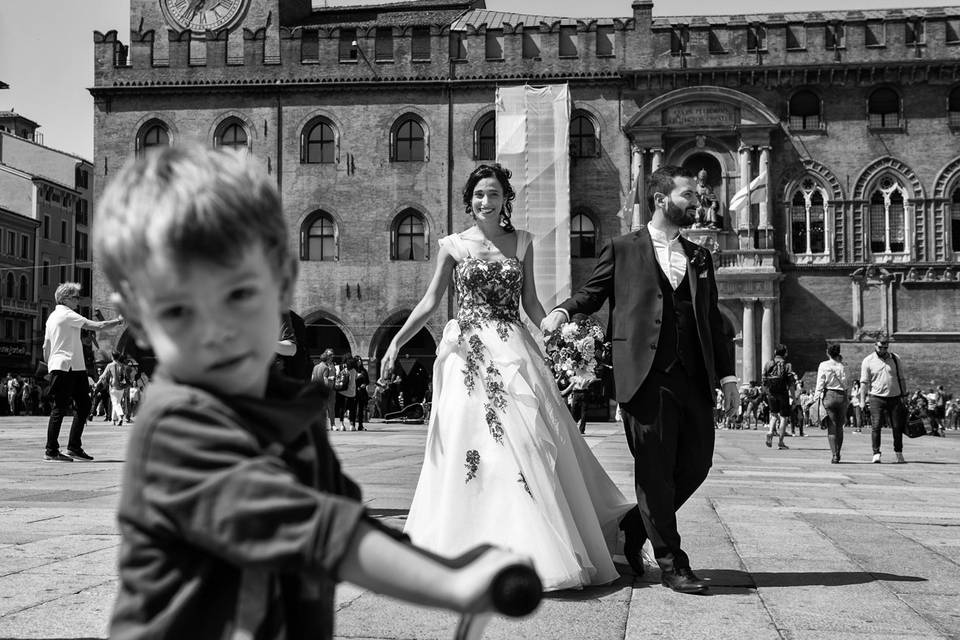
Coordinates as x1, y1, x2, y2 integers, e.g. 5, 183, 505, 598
815, 343, 849, 463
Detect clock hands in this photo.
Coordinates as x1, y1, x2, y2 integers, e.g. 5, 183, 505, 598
185, 0, 206, 25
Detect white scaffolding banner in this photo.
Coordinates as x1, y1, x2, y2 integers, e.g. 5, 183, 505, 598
495, 84, 571, 313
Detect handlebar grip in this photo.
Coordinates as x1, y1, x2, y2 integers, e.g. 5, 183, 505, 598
489, 564, 542, 618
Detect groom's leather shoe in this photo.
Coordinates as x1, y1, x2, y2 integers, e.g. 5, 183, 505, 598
661, 568, 709, 594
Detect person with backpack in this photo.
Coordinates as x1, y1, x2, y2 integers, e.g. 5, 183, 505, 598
762, 344, 797, 450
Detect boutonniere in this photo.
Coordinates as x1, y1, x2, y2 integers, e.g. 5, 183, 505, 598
689, 246, 712, 274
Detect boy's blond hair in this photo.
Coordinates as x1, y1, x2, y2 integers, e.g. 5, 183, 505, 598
94, 145, 295, 295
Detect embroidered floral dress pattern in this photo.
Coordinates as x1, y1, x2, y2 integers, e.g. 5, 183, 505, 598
455, 254, 524, 481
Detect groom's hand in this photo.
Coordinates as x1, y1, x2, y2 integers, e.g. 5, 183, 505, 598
722, 381, 739, 417
540, 310, 566, 334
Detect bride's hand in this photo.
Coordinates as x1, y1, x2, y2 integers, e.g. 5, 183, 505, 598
380, 344, 399, 383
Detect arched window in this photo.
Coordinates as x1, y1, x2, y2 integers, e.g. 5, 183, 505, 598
951, 187, 960, 252
789, 179, 826, 254
868, 177, 906, 254
5, 273, 13, 298
214, 119, 248, 150
301, 211, 338, 261
474, 113, 495, 161
392, 210, 427, 261
136, 120, 170, 156
570, 212, 597, 258
18, 276, 28, 300
392, 116, 426, 162
868, 88, 901, 129
303, 119, 337, 164
570, 113, 598, 158
789, 90, 822, 130
948, 86, 960, 128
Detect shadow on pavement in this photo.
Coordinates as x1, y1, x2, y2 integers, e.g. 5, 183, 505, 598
545, 575, 638, 600
701, 569, 927, 588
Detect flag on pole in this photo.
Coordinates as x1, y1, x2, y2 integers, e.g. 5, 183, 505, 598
729, 169, 767, 212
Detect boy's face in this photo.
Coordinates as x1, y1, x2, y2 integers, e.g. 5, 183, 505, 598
123, 244, 290, 398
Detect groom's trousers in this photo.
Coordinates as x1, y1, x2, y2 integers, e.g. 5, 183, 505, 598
619, 365, 715, 573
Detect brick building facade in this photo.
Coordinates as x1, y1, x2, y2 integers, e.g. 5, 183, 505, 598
91, 0, 960, 393
0, 113, 93, 374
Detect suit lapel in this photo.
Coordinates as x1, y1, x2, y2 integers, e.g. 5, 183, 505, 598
633, 226, 655, 275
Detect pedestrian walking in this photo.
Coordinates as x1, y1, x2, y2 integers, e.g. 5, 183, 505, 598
815, 343, 849, 464
354, 356, 369, 431
311, 348, 336, 427
859, 337, 908, 464
762, 344, 797, 450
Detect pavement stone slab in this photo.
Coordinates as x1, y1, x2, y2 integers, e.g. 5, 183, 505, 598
0, 417, 958, 639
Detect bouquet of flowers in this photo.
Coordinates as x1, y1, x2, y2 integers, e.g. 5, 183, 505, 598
544, 315, 610, 385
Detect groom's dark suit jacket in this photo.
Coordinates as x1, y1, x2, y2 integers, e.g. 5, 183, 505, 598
558, 226, 734, 404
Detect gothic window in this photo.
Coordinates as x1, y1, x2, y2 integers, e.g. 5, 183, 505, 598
789, 179, 826, 255
301, 211, 338, 261
747, 25, 766, 52
789, 90, 822, 130
951, 187, 960, 253
570, 113, 598, 158
948, 86, 960, 128
559, 26, 578, 57
214, 119, 248, 150
474, 113, 495, 161
18, 275, 27, 300
596, 25, 614, 56
865, 20, 885, 46
303, 118, 337, 164
571, 212, 597, 258
485, 29, 503, 60
868, 177, 906, 254
522, 31, 540, 59
392, 210, 427, 261
411, 27, 431, 61
136, 120, 170, 156
5, 273, 13, 298
339, 28, 358, 61
391, 116, 427, 162
868, 88, 902, 129
825, 23, 844, 49
376, 27, 394, 61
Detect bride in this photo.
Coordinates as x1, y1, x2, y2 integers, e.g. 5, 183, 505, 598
381, 164, 633, 591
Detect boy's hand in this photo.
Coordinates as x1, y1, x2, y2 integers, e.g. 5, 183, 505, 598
453, 547, 536, 614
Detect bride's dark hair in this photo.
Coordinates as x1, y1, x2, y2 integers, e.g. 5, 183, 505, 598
462, 163, 517, 233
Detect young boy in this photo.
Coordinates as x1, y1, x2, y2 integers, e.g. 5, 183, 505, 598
94, 145, 528, 639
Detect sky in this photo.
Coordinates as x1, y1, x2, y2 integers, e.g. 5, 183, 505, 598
0, 0, 952, 160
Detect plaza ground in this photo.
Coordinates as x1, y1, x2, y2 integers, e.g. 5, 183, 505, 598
0, 416, 958, 639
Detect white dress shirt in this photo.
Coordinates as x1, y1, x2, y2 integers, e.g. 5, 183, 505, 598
647, 222, 687, 289
44, 304, 88, 372
815, 358, 848, 396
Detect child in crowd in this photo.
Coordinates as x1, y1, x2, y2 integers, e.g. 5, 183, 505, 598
94, 145, 528, 639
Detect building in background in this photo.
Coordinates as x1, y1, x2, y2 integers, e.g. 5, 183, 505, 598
90, 0, 960, 394
0, 109, 93, 372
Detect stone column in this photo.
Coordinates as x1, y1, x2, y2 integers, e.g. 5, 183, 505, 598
758, 146, 772, 248
742, 298, 756, 385
761, 299, 774, 367
738, 144, 752, 231
651, 148, 664, 172
630, 145, 643, 232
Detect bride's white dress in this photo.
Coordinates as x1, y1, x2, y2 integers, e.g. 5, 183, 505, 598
403, 230, 633, 591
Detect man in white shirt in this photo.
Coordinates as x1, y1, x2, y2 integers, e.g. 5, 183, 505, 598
859, 338, 907, 464
43, 282, 123, 462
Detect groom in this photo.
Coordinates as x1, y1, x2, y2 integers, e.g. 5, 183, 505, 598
542, 165, 738, 594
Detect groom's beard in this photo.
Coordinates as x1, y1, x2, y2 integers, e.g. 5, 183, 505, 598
664, 200, 697, 227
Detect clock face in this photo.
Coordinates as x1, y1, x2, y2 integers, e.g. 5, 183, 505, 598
160, 0, 248, 33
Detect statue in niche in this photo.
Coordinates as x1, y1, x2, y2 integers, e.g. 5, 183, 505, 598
942, 266, 955, 281
904, 268, 920, 282
924, 268, 937, 281
694, 169, 721, 229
